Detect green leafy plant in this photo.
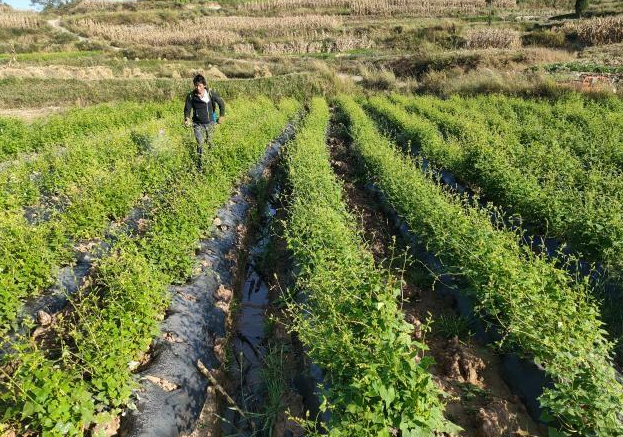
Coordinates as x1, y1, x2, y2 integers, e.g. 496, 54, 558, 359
367, 93, 623, 362
0, 110, 183, 330
283, 97, 458, 436
337, 95, 623, 437
0, 97, 301, 436
575, 0, 589, 18
372, 93, 623, 277
432, 315, 473, 340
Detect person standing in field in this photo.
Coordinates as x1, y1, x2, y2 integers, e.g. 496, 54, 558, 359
184, 74, 226, 171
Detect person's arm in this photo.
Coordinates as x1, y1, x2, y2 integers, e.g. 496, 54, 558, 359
184, 93, 192, 126
212, 91, 225, 122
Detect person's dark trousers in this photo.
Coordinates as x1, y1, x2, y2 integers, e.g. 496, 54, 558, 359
192, 122, 216, 171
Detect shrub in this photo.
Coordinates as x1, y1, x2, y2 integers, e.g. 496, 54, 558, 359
575, 0, 589, 17
522, 29, 567, 48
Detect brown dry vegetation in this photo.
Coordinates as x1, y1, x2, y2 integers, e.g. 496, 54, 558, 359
72, 0, 136, 12
73, 19, 240, 47
241, 0, 516, 15
465, 28, 522, 49
562, 15, 623, 45
191, 14, 342, 32
0, 11, 42, 29
260, 35, 374, 54
72, 15, 343, 48
0, 64, 160, 80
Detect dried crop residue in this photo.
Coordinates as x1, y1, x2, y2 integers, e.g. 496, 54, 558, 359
142, 375, 180, 392
185, 383, 220, 437
0, 106, 62, 121
0, 65, 160, 81
327, 115, 545, 437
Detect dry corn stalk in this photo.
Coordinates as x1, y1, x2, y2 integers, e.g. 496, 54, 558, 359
74, 19, 240, 46
0, 11, 41, 29
260, 35, 374, 54
192, 14, 341, 32
232, 43, 256, 54
242, 0, 515, 15
349, 0, 515, 15
464, 28, 522, 49
562, 15, 623, 45
73, 0, 133, 12
73, 15, 342, 47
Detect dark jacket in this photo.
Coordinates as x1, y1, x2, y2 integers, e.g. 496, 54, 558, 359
184, 89, 225, 124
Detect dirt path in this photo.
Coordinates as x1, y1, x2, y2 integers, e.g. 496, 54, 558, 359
47, 18, 122, 51
0, 107, 62, 120
327, 113, 546, 437
47, 18, 87, 42
177, 125, 309, 437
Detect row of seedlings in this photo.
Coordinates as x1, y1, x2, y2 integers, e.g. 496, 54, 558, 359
0, 101, 177, 161
369, 94, 623, 359
422, 93, 623, 204
418, 93, 623, 170
0, 97, 300, 436
283, 97, 458, 436
337, 95, 623, 437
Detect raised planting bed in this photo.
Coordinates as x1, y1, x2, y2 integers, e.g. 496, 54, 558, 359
337, 95, 623, 437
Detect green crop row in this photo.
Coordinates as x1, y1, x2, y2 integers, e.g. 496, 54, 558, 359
375, 94, 623, 277
283, 97, 456, 436
391, 93, 623, 189
376, 94, 623, 356
472, 93, 623, 170
0, 100, 177, 161
1, 106, 175, 211
337, 95, 623, 437
0, 97, 300, 436
0, 115, 189, 330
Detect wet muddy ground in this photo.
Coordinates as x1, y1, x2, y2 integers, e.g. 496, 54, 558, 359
186, 129, 314, 437
215, 174, 315, 437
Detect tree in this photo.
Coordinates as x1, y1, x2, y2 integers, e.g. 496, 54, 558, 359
486, 0, 493, 26
575, 0, 589, 18
30, 0, 75, 11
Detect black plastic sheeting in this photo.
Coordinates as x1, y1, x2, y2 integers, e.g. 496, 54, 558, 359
364, 182, 553, 424
120, 124, 295, 437
3, 130, 163, 356
0, 205, 147, 360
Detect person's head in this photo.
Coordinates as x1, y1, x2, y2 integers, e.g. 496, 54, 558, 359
193, 74, 207, 94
